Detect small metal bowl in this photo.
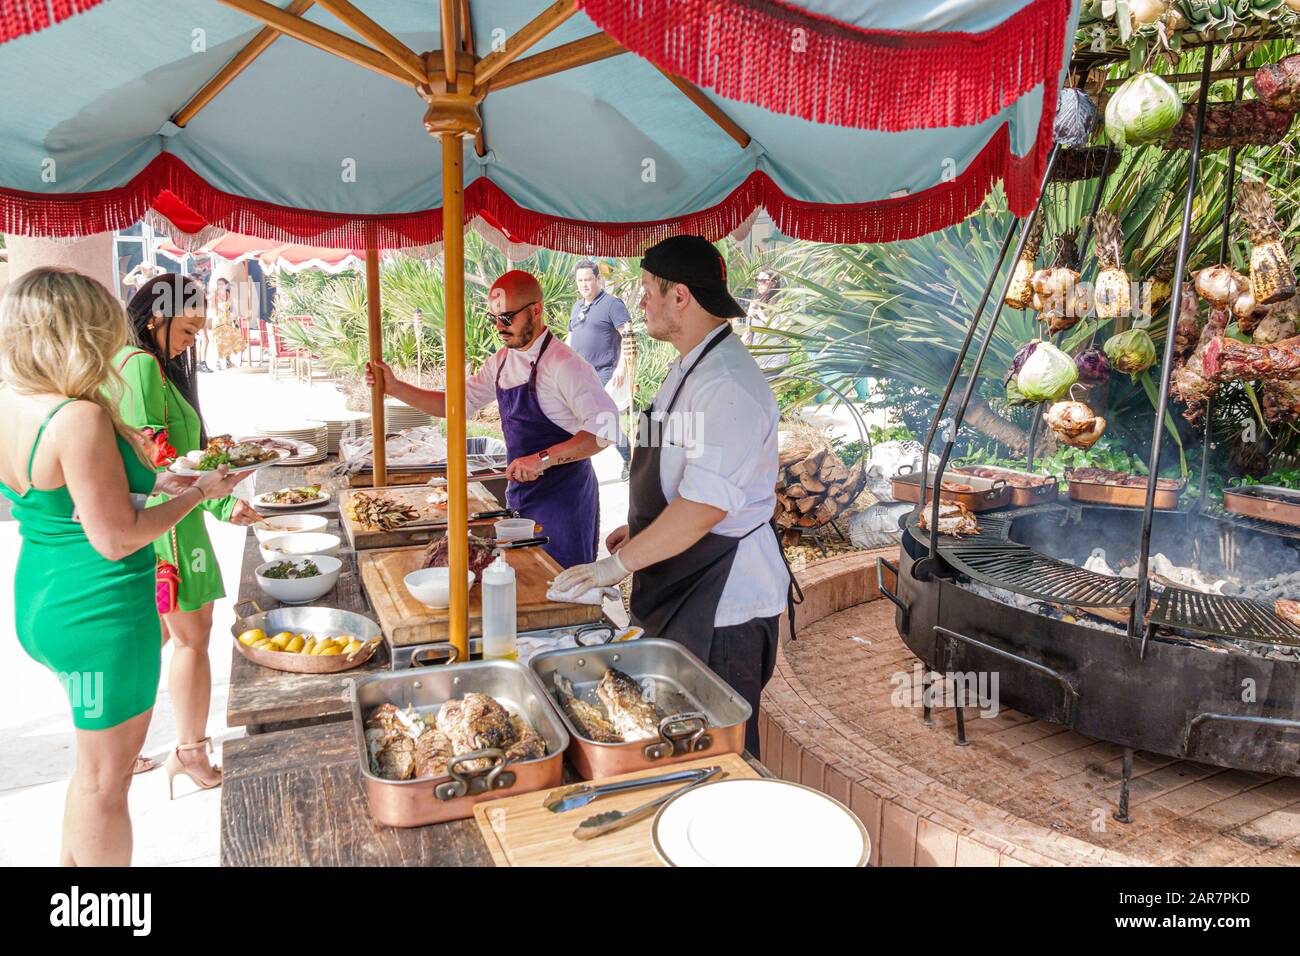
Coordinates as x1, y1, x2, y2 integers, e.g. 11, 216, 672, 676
231, 601, 383, 673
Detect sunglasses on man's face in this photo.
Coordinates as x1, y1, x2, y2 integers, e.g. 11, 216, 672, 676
487, 301, 538, 327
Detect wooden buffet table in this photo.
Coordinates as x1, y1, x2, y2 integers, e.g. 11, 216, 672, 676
220, 459, 767, 867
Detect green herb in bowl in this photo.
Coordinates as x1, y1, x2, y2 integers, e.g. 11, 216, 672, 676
262, 559, 320, 580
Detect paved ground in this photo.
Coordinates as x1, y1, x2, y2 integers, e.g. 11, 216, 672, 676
0, 363, 629, 866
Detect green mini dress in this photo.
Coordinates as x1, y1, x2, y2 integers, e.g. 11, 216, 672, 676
115, 348, 235, 612
2, 401, 162, 730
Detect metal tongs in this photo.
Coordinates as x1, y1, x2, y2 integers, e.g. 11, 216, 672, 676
544, 765, 715, 813
572, 766, 725, 841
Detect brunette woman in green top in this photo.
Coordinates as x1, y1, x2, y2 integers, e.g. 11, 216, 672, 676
0, 268, 244, 865
117, 275, 261, 795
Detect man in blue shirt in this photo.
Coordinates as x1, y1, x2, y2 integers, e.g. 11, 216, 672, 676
568, 259, 633, 479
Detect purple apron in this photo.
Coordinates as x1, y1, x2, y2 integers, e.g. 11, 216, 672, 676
496, 331, 599, 568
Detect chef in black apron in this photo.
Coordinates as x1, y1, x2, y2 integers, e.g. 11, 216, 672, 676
367, 270, 618, 568
552, 236, 799, 758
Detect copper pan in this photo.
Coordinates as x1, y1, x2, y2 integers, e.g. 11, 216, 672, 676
1065, 471, 1183, 510
348, 660, 567, 827
952, 465, 1059, 507
891, 466, 1012, 512
1223, 484, 1300, 529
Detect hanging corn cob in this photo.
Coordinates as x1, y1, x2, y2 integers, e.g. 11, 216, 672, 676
1144, 244, 1181, 315
1005, 215, 1044, 309
1237, 180, 1297, 306
1092, 210, 1131, 321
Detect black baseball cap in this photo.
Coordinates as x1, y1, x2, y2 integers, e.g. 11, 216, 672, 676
641, 235, 746, 319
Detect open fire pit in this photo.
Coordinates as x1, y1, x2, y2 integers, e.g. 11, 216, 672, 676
884, 502, 1300, 786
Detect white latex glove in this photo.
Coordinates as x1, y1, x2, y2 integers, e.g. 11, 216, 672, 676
551, 552, 630, 595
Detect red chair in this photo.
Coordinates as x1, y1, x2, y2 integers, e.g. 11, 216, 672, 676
267, 320, 306, 382
241, 316, 268, 368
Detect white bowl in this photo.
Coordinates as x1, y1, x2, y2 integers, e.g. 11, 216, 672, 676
253, 513, 328, 543
255, 554, 342, 605
260, 531, 342, 563
404, 566, 476, 608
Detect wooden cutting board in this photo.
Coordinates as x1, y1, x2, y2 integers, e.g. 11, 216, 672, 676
340, 482, 502, 550
472, 753, 758, 867
358, 543, 604, 647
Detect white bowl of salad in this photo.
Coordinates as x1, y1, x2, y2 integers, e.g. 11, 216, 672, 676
255, 555, 342, 605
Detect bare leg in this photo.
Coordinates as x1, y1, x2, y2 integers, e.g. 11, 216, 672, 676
62, 708, 153, 866
161, 604, 221, 785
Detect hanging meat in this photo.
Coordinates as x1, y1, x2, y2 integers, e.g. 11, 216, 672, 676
1162, 101, 1296, 151
1043, 401, 1107, 449
1171, 308, 1229, 424
1262, 381, 1300, 424
1237, 180, 1297, 306
1253, 54, 1300, 111
1172, 285, 1203, 357
1254, 295, 1299, 346
1203, 333, 1300, 383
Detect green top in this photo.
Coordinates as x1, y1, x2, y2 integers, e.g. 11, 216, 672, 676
115, 346, 235, 611
0, 398, 163, 729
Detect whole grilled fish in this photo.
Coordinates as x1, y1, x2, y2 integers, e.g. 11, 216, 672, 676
595, 668, 661, 742
553, 673, 620, 743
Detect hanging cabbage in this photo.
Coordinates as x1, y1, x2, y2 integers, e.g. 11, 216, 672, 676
1015, 341, 1078, 402
1105, 73, 1183, 146
1104, 328, 1158, 376
1054, 88, 1099, 148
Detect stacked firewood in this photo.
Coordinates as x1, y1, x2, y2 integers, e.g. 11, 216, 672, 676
773, 433, 868, 532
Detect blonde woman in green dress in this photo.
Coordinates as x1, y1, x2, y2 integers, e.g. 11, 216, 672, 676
119, 275, 262, 796
0, 268, 244, 865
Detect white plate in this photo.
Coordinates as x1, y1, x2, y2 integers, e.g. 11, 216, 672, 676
167, 449, 286, 477
651, 778, 869, 867
252, 489, 330, 510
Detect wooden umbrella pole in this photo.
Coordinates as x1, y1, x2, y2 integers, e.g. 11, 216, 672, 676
365, 245, 387, 488
442, 133, 470, 661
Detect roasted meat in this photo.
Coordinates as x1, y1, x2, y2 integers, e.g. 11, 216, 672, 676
423, 533, 497, 575
1254, 54, 1300, 111
1172, 307, 1229, 423
1204, 333, 1300, 383
414, 728, 453, 778
1275, 599, 1300, 631
1067, 468, 1179, 490
1172, 286, 1203, 357
552, 673, 620, 742
374, 733, 417, 780
955, 466, 1049, 489
1262, 380, 1300, 425
1163, 100, 1296, 151
916, 501, 980, 538
504, 715, 547, 761
595, 668, 662, 742
1254, 299, 1299, 346
1044, 401, 1106, 449
367, 696, 545, 780
436, 692, 516, 754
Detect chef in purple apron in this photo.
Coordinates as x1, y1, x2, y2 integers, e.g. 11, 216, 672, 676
552, 237, 799, 757
366, 270, 619, 568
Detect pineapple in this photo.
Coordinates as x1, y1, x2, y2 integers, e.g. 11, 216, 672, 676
1092, 209, 1131, 320
1005, 214, 1044, 309
1237, 180, 1296, 305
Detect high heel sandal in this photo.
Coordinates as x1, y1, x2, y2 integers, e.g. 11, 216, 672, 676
165, 738, 222, 799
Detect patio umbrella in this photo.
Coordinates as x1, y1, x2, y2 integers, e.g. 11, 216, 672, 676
0, 0, 1080, 659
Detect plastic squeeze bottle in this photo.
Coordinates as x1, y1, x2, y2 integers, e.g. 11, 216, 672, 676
480, 553, 518, 660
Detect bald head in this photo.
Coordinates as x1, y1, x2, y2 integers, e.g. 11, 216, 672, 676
488, 269, 546, 350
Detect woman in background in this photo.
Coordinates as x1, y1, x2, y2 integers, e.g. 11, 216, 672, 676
208, 277, 245, 369
0, 268, 243, 865
118, 274, 261, 796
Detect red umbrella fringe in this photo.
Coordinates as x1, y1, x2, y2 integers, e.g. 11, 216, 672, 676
0, 125, 1043, 254
0, 0, 105, 43
579, 0, 1070, 134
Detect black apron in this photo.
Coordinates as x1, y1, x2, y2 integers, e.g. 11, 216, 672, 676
627, 329, 800, 662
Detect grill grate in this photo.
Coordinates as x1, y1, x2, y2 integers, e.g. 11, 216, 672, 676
941, 541, 1137, 609
1150, 587, 1300, 647
1210, 509, 1300, 541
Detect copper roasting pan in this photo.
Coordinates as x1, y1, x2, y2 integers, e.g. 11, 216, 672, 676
348, 660, 568, 827
1223, 484, 1300, 528
1065, 471, 1183, 510
891, 466, 1013, 512
951, 465, 1059, 507
528, 639, 750, 780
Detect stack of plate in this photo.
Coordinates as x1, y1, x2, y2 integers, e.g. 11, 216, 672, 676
384, 400, 434, 432
256, 421, 328, 465
315, 411, 372, 454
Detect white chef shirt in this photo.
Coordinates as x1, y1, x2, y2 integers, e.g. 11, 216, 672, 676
465, 331, 621, 445
647, 323, 789, 627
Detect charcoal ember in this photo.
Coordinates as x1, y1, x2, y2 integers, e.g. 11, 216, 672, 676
1204, 333, 1300, 383
423, 533, 497, 575
1253, 54, 1300, 111
1163, 101, 1296, 150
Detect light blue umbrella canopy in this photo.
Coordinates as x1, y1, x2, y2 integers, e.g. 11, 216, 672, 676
0, 0, 1079, 252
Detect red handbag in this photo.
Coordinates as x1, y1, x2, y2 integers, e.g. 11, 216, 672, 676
118, 350, 182, 614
